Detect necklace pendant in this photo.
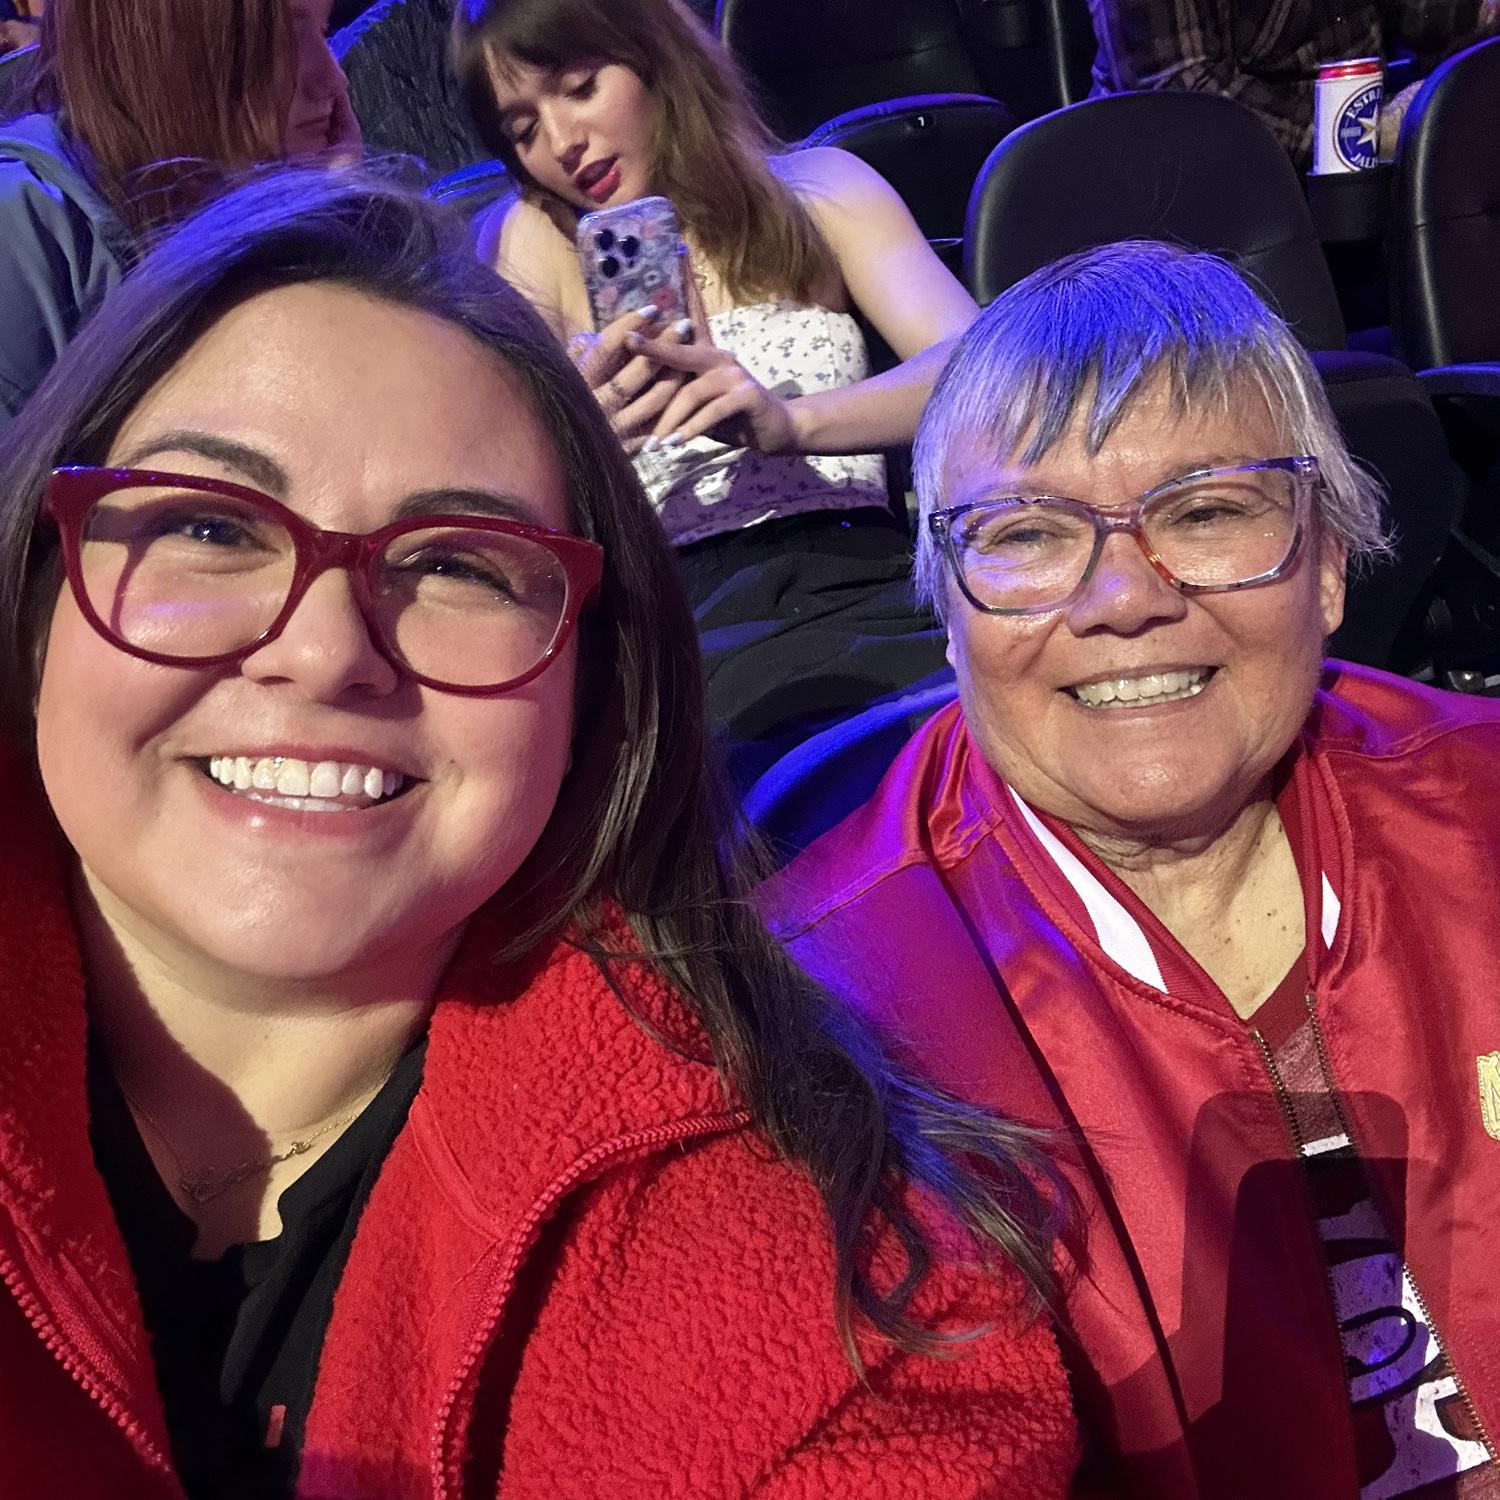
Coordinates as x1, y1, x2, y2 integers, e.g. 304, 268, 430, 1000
179, 1159, 262, 1206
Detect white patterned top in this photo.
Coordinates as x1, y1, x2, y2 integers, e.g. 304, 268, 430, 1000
633, 301, 889, 546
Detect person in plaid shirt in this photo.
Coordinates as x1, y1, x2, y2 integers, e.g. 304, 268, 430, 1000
1087, 0, 1500, 167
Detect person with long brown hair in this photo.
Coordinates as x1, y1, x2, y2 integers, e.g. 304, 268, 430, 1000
0, 165, 1075, 1497
454, 0, 978, 785
0, 0, 358, 433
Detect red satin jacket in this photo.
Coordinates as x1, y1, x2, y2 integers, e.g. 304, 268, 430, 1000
0, 757, 1074, 1499
770, 663, 1500, 1499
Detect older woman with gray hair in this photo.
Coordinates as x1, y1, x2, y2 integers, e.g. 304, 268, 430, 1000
771, 240, 1500, 1499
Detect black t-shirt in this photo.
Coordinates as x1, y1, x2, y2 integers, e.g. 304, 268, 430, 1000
88, 1039, 427, 1500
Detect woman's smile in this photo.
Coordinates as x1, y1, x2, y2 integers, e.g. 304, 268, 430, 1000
1063, 665, 1217, 710
203, 753, 411, 806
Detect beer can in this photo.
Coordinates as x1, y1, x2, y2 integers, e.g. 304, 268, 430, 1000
1313, 58, 1383, 173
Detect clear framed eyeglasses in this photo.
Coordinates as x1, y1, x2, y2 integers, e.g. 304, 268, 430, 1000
928, 456, 1319, 616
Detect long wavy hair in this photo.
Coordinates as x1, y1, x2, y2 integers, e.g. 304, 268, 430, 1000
26, 0, 291, 239
0, 167, 1065, 1363
452, 0, 837, 306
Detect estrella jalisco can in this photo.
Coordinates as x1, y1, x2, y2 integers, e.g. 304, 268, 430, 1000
1313, 58, 1383, 173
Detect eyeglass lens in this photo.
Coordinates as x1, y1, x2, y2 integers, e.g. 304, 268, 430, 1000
75, 482, 572, 688
951, 468, 1300, 612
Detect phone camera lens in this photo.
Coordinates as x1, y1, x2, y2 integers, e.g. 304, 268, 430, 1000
595, 229, 615, 251
600, 256, 620, 279
620, 235, 640, 259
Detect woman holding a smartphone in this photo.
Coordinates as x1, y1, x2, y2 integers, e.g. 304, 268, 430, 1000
0, 0, 358, 435
458, 0, 979, 785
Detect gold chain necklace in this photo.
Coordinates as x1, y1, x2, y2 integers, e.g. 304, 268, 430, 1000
120, 1078, 389, 1207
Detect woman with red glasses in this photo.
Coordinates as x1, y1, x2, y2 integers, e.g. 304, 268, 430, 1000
0, 168, 1075, 1498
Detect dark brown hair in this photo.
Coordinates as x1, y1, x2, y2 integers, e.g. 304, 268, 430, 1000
29, 0, 291, 238
0, 167, 1065, 1364
452, 0, 838, 306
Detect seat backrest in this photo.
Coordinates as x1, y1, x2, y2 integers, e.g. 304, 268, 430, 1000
804, 94, 1014, 255
717, 0, 987, 141
1313, 350, 1466, 669
332, 0, 488, 177
956, 0, 1093, 120
1390, 37, 1500, 369
1040, 0, 1098, 107
965, 90, 1348, 350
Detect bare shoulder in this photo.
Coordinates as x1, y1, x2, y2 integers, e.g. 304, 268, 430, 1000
481, 192, 568, 277
773, 144, 902, 213
478, 193, 584, 341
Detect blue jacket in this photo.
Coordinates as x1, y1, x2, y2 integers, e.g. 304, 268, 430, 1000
0, 112, 131, 433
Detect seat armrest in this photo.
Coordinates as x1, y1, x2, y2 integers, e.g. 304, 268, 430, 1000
1418, 363, 1500, 400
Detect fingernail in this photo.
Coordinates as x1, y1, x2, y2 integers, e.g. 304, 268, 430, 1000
635, 304, 661, 322
673, 318, 693, 338
641, 435, 660, 454
661, 431, 685, 448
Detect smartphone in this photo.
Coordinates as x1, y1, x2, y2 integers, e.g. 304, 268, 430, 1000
576, 195, 689, 331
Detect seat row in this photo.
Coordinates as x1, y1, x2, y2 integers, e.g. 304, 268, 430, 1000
329, 0, 1092, 177
426, 39, 1500, 683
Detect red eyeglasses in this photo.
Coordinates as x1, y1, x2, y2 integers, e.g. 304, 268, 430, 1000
43, 466, 605, 696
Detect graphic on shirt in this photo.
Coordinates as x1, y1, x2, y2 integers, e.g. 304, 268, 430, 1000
1305, 1132, 1491, 1497
1003, 785, 1496, 1498
1336, 83, 1382, 169
1477, 1052, 1500, 1141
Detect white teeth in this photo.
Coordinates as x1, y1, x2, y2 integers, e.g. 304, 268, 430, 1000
276, 760, 311, 796
309, 761, 341, 798
1072, 668, 1210, 709
203, 754, 407, 806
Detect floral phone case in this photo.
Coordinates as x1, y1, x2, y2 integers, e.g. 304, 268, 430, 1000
576, 195, 688, 329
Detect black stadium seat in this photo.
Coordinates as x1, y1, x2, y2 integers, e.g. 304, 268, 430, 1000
804, 94, 1014, 274
717, 0, 998, 141
332, 0, 488, 177
1388, 38, 1500, 655
966, 91, 1349, 349
961, 91, 1466, 672
1391, 37, 1500, 373
958, 0, 1094, 120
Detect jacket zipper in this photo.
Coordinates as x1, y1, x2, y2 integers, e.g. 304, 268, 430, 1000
0, 1238, 178, 1487
1300, 992, 1496, 1461
1251, 995, 1495, 1463
429, 1108, 750, 1500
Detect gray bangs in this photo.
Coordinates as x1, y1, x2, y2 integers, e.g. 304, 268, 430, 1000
912, 240, 1391, 613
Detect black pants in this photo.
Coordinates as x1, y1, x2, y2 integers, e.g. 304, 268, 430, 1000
674, 508, 953, 790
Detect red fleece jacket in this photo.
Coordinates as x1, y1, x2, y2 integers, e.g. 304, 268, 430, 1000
0, 761, 1075, 1499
